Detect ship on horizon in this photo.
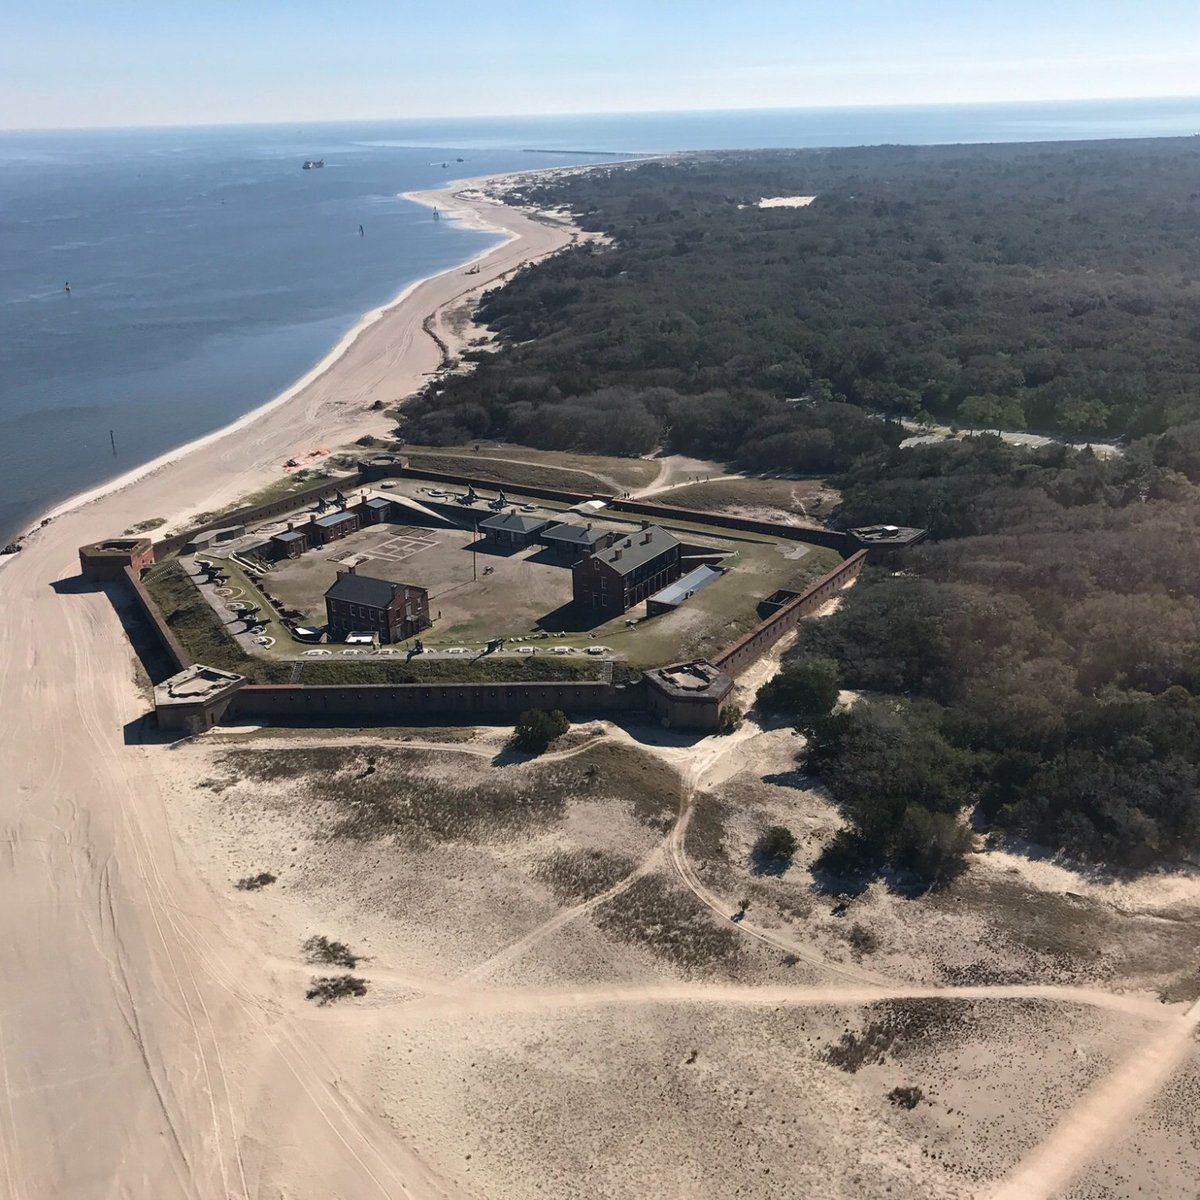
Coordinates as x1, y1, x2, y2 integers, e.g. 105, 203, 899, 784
302, 159, 325, 170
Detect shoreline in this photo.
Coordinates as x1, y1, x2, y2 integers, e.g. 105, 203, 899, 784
10, 167, 576, 552
0, 165, 592, 1197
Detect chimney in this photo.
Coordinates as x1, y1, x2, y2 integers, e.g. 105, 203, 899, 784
348, 563, 357, 574
641, 519, 650, 530
613, 549, 622, 561
642, 531, 652, 544
287, 521, 294, 531
586, 521, 592, 530
336, 568, 346, 578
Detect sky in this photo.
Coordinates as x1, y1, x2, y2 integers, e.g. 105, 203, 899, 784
3, 0, 1200, 130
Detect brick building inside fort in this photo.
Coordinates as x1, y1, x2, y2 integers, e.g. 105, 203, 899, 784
324, 568, 430, 643
572, 525, 681, 617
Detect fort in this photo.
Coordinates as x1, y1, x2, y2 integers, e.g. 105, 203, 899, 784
83, 454, 920, 733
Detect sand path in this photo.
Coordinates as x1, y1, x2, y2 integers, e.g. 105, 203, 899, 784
0, 179, 577, 1199
630, 453, 733, 499
989, 994, 1200, 1199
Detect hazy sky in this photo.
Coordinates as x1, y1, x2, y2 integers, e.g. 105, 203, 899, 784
4, 0, 1200, 130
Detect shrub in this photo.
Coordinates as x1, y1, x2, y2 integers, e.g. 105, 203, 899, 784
888, 1085, 924, 1110
512, 707, 570, 754
719, 703, 744, 733
305, 975, 368, 1005
234, 872, 276, 891
751, 824, 798, 873
894, 805, 976, 886
302, 935, 358, 969
847, 922, 879, 954
758, 656, 840, 727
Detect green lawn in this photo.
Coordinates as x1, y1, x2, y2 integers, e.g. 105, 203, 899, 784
400, 444, 658, 492
576, 538, 841, 667
651, 476, 840, 522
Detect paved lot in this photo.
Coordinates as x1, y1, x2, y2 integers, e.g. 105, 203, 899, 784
369, 527, 442, 564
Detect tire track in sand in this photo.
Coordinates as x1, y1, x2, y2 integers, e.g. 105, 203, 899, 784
989, 995, 1200, 1200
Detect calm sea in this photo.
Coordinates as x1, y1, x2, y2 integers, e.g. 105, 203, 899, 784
4, 97, 1200, 543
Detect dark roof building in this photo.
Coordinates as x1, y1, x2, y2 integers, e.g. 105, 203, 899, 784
324, 569, 430, 643
477, 511, 553, 549
572, 525, 682, 617
309, 509, 360, 544
269, 527, 309, 559
539, 521, 617, 562
361, 496, 394, 523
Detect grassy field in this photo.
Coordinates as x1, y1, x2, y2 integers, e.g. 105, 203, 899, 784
215, 738, 678, 844
210, 555, 296, 649
651, 476, 841, 522
142, 559, 613, 685
401, 444, 658, 492
583, 536, 841, 668
292, 654, 621, 685
142, 560, 289, 681
189, 466, 347, 525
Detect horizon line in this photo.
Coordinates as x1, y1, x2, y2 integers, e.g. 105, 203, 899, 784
4, 92, 1200, 137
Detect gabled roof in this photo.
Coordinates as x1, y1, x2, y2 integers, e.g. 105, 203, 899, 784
325, 572, 419, 609
478, 512, 551, 535
542, 521, 607, 546
271, 529, 306, 543
590, 526, 679, 576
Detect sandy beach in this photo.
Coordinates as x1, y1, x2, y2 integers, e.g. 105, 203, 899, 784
0, 176, 579, 1198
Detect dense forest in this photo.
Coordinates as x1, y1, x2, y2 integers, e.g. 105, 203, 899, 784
404, 143, 1200, 873
405, 139, 1200, 461
790, 436, 1200, 873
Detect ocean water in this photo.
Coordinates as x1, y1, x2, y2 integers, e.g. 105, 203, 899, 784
4, 97, 1200, 543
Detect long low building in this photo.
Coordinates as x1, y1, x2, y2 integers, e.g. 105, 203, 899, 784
539, 520, 618, 562
477, 511, 553, 549
309, 509, 360, 544
646, 563, 725, 616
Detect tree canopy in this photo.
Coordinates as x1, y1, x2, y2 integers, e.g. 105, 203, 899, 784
405, 140, 1200, 461
406, 143, 1200, 870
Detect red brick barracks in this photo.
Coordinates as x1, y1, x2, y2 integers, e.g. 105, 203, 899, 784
324, 567, 430, 643
572, 525, 681, 618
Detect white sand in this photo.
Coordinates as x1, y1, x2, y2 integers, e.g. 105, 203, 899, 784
0, 174, 580, 1199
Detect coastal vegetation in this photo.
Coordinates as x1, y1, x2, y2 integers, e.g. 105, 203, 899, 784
404, 138, 1200, 457
511, 707, 570, 754
398, 141, 1200, 871
305, 975, 368, 1005
798, 436, 1200, 870
750, 824, 798, 873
